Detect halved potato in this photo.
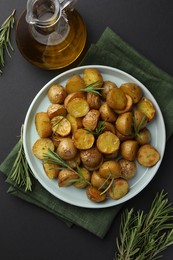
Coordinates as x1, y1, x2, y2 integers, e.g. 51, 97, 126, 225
96, 131, 120, 154
83, 68, 103, 86
99, 102, 117, 122
52, 116, 71, 137
80, 146, 103, 170
58, 169, 79, 187
120, 82, 143, 104
101, 80, 117, 100
106, 88, 127, 110
108, 178, 129, 200
99, 160, 121, 179
66, 113, 83, 133
82, 109, 100, 131
86, 185, 106, 202
65, 74, 86, 94
32, 138, 54, 160
136, 97, 156, 121
43, 162, 60, 179
120, 140, 139, 161
86, 92, 101, 109
35, 112, 52, 138
48, 84, 67, 104
66, 97, 89, 118
73, 129, 95, 150
118, 158, 136, 180
57, 137, 77, 160
137, 144, 160, 167
47, 104, 67, 119
114, 95, 133, 114
115, 112, 134, 136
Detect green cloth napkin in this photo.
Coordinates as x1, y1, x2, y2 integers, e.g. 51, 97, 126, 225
1, 27, 173, 238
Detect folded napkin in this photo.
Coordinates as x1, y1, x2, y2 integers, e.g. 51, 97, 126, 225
1, 27, 173, 238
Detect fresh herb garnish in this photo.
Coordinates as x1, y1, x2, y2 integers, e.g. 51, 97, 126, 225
85, 121, 105, 136
43, 149, 90, 185
0, 10, 15, 75
114, 190, 173, 260
133, 114, 147, 137
7, 126, 32, 191
81, 81, 103, 96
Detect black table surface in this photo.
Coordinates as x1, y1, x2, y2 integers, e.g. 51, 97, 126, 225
1, 1, 173, 259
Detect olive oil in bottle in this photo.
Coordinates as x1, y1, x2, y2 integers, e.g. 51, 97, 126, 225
16, 0, 87, 70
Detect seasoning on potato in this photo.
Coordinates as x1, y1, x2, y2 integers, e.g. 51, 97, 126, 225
32, 67, 161, 204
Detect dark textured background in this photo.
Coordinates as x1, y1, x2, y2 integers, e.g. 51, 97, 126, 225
0, 1, 173, 259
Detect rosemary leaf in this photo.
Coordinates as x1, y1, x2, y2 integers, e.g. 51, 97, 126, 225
0, 9, 15, 75
7, 126, 32, 192
114, 190, 173, 260
81, 81, 103, 95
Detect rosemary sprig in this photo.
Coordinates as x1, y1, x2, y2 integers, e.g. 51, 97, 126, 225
81, 81, 103, 96
43, 149, 90, 185
0, 10, 15, 75
133, 114, 147, 137
7, 126, 32, 191
85, 121, 105, 136
114, 190, 173, 260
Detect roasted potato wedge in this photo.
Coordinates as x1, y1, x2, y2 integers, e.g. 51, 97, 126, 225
83, 68, 103, 86
96, 131, 120, 154
52, 116, 71, 137
118, 158, 137, 180
86, 92, 101, 109
120, 140, 139, 161
43, 162, 60, 179
108, 178, 129, 200
65, 74, 86, 94
82, 109, 100, 131
73, 129, 95, 150
99, 160, 121, 179
120, 82, 142, 104
106, 87, 127, 110
137, 144, 160, 167
48, 84, 67, 104
35, 112, 52, 138
115, 112, 134, 136
47, 104, 67, 119
57, 137, 77, 160
80, 146, 103, 170
66, 97, 89, 118
32, 138, 54, 160
99, 102, 117, 122
136, 97, 156, 121
86, 185, 106, 202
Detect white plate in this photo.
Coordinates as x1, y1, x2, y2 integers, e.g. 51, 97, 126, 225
23, 65, 166, 208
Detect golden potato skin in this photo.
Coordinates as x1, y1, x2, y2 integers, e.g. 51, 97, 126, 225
83, 68, 103, 86
106, 88, 127, 110
43, 162, 60, 179
86, 185, 106, 202
91, 171, 109, 190
73, 167, 91, 189
32, 138, 54, 160
58, 170, 79, 187
80, 146, 103, 170
96, 131, 120, 154
120, 82, 143, 104
109, 178, 129, 200
136, 97, 156, 121
52, 116, 71, 137
47, 104, 67, 119
48, 84, 67, 104
65, 74, 86, 94
66, 97, 89, 118
99, 102, 117, 122
101, 80, 117, 100
137, 144, 160, 167
120, 140, 139, 161
99, 160, 121, 179
135, 128, 151, 145
73, 129, 95, 150
86, 92, 101, 109
35, 112, 52, 138
118, 158, 137, 180
82, 109, 100, 131
57, 137, 78, 160
115, 112, 134, 136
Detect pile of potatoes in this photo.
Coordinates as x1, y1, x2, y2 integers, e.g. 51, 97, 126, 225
32, 68, 160, 203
